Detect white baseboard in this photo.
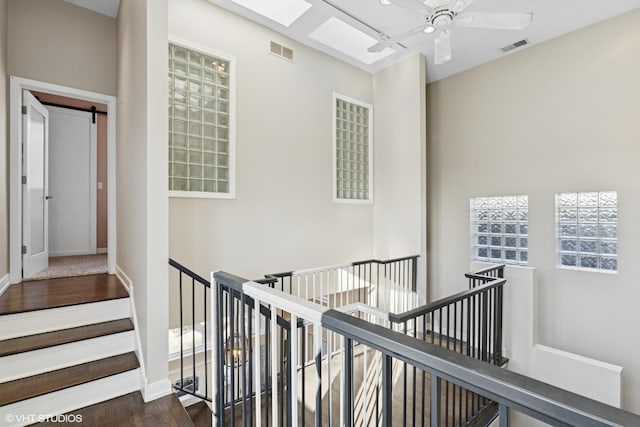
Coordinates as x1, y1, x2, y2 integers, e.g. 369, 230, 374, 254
116, 265, 148, 396
115, 265, 132, 293
0, 299, 130, 340
0, 369, 140, 427
143, 378, 173, 402
96, 248, 108, 254
49, 250, 99, 257
0, 274, 10, 297
0, 331, 135, 383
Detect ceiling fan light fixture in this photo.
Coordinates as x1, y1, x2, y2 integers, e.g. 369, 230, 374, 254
423, 24, 436, 34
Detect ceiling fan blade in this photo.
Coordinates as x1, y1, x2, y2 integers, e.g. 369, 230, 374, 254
390, 0, 435, 15
448, 0, 476, 13
367, 25, 425, 53
434, 30, 452, 65
456, 12, 533, 30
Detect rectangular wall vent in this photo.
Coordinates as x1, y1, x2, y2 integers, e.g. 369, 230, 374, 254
269, 41, 294, 62
270, 41, 282, 55
501, 39, 529, 53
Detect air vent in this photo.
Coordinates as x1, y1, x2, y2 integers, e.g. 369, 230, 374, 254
269, 41, 294, 62
282, 46, 294, 61
270, 41, 282, 55
501, 39, 529, 53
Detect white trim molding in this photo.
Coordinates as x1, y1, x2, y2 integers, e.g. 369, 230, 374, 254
0, 274, 10, 297
9, 76, 117, 284
116, 265, 170, 402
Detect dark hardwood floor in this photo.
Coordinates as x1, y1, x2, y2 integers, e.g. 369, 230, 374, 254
0, 318, 134, 357
186, 401, 212, 427
37, 391, 194, 427
0, 352, 139, 406
0, 274, 128, 316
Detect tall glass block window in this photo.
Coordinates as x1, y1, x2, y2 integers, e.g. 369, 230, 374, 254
333, 94, 373, 202
169, 42, 234, 197
557, 191, 617, 272
471, 195, 529, 265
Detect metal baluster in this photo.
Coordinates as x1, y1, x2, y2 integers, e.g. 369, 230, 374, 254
431, 375, 441, 427
343, 337, 353, 427
382, 354, 392, 427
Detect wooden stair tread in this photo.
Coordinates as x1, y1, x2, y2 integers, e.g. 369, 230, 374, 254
38, 391, 194, 427
0, 274, 128, 316
0, 318, 134, 357
186, 401, 212, 427
0, 352, 139, 406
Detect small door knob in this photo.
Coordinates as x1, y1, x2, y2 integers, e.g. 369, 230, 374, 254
45, 195, 53, 200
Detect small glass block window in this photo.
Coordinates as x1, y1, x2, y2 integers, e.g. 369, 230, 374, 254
556, 191, 617, 272
471, 195, 528, 266
169, 42, 234, 197
333, 94, 373, 202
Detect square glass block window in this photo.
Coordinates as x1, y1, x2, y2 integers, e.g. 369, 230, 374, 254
471, 195, 528, 266
169, 42, 233, 196
556, 191, 617, 272
334, 94, 373, 202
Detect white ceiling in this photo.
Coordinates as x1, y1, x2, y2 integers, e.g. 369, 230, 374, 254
208, 0, 640, 82
64, 0, 120, 18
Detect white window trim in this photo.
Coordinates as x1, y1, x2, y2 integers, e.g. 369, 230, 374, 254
332, 93, 373, 204
168, 35, 237, 200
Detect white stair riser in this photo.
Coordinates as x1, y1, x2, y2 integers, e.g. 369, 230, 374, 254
0, 369, 140, 427
0, 331, 135, 383
0, 299, 130, 340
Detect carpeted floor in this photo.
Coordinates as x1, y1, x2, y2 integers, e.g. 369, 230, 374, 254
25, 254, 108, 281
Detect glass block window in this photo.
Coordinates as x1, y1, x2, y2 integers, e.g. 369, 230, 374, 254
333, 94, 373, 202
557, 191, 617, 272
169, 41, 234, 197
471, 195, 529, 265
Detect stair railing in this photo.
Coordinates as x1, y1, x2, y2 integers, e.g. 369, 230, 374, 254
169, 258, 213, 402
212, 269, 640, 427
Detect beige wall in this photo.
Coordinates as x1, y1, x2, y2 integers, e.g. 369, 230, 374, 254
8, 0, 116, 96
168, 0, 375, 320
427, 10, 640, 412
117, 0, 169, 399
373, 54, 428, 300
0, 0, 7, 281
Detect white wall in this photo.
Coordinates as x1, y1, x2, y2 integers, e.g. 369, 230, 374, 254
167, 0, 375, 291
7, 0, 116, 96
117, 0, 170, 400
373, 54, 428, 300
427, 10, 640, 412
0, 0, 7, 283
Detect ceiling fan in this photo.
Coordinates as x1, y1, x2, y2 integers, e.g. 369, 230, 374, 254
368, 0, 533, 65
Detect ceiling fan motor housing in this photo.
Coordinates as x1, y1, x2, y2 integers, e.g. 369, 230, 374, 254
429, 8, 456, 29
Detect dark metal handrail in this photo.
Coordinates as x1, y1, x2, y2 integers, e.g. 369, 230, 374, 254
389, 277, 506, 323
169, 258, 210, 288
323, 309, 640, 427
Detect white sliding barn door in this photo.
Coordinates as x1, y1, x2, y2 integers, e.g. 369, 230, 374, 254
22, 91, 50, 278
47, 106, 97, 257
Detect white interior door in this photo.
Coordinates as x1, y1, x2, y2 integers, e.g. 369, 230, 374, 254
22, 91, 50, 278
47, 106, 97, 256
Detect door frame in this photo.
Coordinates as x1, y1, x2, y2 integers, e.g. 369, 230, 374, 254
9, 76, 117, 284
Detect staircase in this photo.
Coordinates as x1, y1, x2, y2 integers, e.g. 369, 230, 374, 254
0, 275, 140, 426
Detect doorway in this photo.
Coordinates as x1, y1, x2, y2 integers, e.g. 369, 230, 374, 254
9, 77, 117, 284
